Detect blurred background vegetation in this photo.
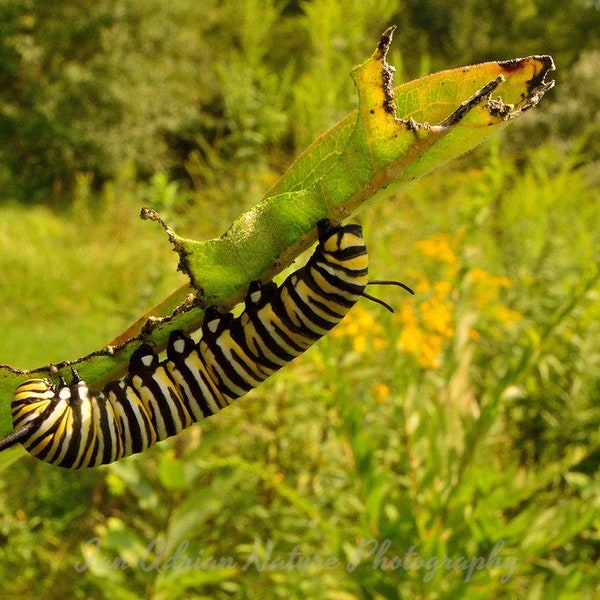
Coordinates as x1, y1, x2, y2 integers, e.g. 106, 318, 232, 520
0, 0, 599, 598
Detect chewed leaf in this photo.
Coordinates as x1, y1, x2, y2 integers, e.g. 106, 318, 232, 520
0, 27, 554, 437
163, 27, 554, 303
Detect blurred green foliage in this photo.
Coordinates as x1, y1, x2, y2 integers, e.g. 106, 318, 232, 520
1, 1, 599, 599
0, 0, 598, 201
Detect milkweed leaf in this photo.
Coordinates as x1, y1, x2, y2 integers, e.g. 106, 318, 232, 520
0, 26, 554, 437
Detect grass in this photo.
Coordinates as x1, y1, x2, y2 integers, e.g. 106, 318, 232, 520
1, 138, 599, 599
0, 203, 179, 368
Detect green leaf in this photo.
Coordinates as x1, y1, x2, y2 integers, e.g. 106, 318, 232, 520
163, 30, 554, 303
157, 451, 188, 492
0, 27, 554, 438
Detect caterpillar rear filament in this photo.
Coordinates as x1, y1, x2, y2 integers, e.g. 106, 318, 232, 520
0, 220, 412, 468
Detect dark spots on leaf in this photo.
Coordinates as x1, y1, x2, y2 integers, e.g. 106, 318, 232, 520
439, 76, 504, 127
374, 26, 398, 116
499, 55, 555, 96
377, 25, 396, 55
497, 58, 524, 73
383, 98, 396, 115
405, 117, 419, 132
487, 97, 512, 119
382, 63, 397, 115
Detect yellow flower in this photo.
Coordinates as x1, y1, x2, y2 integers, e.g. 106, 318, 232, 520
421, 298, 454, 337
470, 268, 511, 289
332, 305, 387, 354
469, 268, 513, 309
394, 276, 455, 369
353, 334, 367, 354
373, 383, 390, 403
415, 234, 457, 265
495, 306, 523, 325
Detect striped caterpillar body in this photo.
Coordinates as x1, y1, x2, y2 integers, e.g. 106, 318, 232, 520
0, 220, 409, 468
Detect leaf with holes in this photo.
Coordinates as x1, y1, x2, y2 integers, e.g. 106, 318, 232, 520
0, 26, 554, 438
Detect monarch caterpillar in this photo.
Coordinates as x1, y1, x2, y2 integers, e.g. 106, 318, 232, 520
0, 220, 412, 468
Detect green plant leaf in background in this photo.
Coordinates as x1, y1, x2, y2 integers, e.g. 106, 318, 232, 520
0, 26, 554, 438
